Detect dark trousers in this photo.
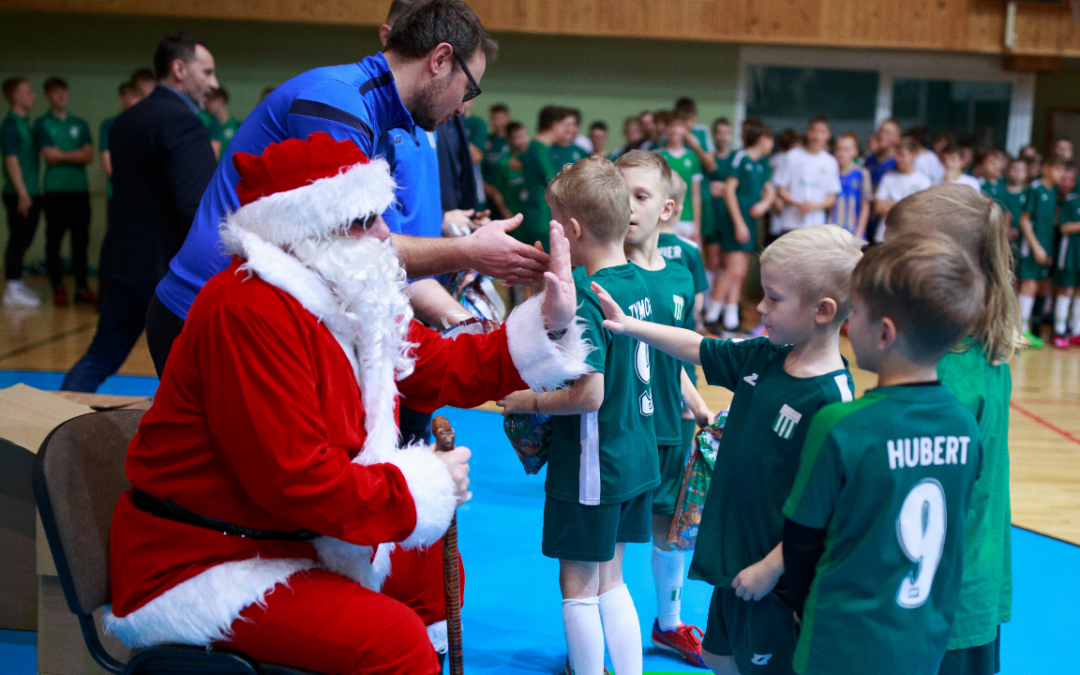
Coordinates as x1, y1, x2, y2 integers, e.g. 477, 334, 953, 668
145, 291, 186, 378
3, 192, 42, 280
43, 191, 91, 288
61, 280, 149, 392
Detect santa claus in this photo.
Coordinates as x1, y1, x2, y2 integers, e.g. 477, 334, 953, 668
103, 132, 589, 674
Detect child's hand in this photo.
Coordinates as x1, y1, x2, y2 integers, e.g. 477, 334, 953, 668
1008, 227, 1019, 241
694, 405, 715, 428
591, 282, 632, 335
734, 223, 751, 244
797, 200, 816, 215
749, 203, 768, 219
732, 557, 782, 601
710, 181, 726, 199
1034, 244, 1048, 266
496, 390, 538, 416
541, 220, 576, 332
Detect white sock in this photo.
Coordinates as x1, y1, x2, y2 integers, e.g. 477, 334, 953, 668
598, 585, 642, 675
705, 270, 717, 291
563, 598, 605, 675
704, 301, 722, 324
1054, 295, 1072, 336
1019, 294, 1035, 331
1071, 295, 1080, 335
723, 303, 740, 331
651, 547, 684, 631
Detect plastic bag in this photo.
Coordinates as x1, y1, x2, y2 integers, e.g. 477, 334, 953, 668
503, 413, 553, 475
667, 408, 729, 550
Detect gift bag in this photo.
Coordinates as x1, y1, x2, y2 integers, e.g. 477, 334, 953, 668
667, 409, 729, 550
503, 413, 553, 475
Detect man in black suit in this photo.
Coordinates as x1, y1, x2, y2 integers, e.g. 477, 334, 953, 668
61, 33, 217, 392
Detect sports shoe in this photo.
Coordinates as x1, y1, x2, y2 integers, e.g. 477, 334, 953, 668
1052, 334, 1071, 349
1022, 330, 1043, 349
75, 286, 98, 304
53, 285, 69, 305
1070, 335, 1080, 347
650, 619, 706, 668
3, 279, 41, 307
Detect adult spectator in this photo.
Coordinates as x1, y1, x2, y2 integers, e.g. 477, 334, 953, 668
34, 77, 94, 304
2, 77, 41, 307
147, 0, 547, 375
60, 32, 217, 392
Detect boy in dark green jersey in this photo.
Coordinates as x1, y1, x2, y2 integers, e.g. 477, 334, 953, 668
996, 157, 1030, 276
205, 87, 241, 158
616, 150, 714, 666
519, 106, 565, 251
498, 156, 657, 675
706, 119, 776, 333
1053, 191, 1080, 346
704, 118, 735, 313
660, 173, 709, 329
488, 122, 529, 222
595, 224, 862, 675
782, 235, 985, 675
33, 77, 94, 304
887, 185, 1026, 675
2, 77, 42, 307
1017, 156, 1064, 347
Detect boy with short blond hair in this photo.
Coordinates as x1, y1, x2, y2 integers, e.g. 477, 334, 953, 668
782, 234, 984, 675
499, 155, 657, 675
594, 224, 861, 675
658, 173, 709, 331
615, 150, 713, 666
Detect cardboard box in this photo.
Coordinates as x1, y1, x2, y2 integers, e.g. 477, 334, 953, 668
0, 384, 148, 674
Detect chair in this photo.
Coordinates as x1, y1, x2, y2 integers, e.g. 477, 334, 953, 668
33, 409, 319, 675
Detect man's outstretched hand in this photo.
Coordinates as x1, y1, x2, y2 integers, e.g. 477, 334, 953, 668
540, 220, 576, 333
465, 214, 550, 285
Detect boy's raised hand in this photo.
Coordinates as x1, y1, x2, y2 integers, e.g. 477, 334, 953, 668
540, 219, 576, 332
590, 281, 632, 335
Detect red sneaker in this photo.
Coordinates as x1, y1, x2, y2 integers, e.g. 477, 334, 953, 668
74, 286, 98, 304
1052, 334, 1071, 349
53, 286, 69, 305
1071, 335, 1080, 347
651, 619, 706, 667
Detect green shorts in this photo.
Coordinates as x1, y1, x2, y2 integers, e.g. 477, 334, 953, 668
653, 444, 689, 516
1017, 239, 1051, 281
718, 207, 758, 254
702, 587, 798, 674
542, 491, 652, 562
938, 627, 1001, 675
705, 198, 729, 244
1054, 237, 1080, 287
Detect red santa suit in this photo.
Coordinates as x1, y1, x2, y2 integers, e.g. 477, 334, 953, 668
103, 133, 590, 674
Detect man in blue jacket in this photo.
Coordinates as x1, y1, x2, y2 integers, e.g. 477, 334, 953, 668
146, 0, 548, 374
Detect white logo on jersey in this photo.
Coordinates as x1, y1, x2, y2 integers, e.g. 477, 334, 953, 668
69, 126, 79, 138
628, 296, 652, 320
772, 404, 802, 440
635, 341, 651, 384
673, 295, 685, 322
886, 436, 971, 470
743, 373, 758, 386
751, 654, 773, 665
639, 390, 654, 416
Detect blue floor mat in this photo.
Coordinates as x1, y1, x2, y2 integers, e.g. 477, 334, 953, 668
0, 370, 158, 397
0, 373, 1076, 674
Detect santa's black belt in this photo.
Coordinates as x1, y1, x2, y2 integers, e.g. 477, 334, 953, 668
130, 488, 319, 541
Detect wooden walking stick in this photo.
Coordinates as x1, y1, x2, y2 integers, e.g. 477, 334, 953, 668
432, 415, 464, 675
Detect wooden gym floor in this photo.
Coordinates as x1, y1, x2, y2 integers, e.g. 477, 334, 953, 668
3, 273, 1079, 545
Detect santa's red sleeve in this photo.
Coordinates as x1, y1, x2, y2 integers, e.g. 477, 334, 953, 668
398, 291, 593, 412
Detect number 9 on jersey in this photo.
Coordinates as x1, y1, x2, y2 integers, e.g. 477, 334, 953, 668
895, 478, 947, 609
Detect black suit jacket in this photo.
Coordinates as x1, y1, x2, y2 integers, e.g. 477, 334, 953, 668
100, 86, 216, 297
436, 114, 478, 212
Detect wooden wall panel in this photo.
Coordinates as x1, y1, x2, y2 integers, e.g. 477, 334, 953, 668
5, 0, 1080, 57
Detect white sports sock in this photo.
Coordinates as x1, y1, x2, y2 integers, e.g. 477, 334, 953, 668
704, 301, 722, 324
598, 585, 642, 675
651, 546, 684, 632
723, 303, 740, 331
1054, 295, 1072, 336
1018, 294, 1035, 330
563, 598, 605, 675
1071, 295, 1080, 335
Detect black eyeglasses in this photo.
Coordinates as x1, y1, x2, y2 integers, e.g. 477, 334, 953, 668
454, 52, 482, 103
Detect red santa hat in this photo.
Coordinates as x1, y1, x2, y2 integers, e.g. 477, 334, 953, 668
223, 131, 396, 246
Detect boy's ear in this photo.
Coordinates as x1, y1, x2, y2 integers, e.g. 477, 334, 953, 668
662, 198, 676, 222
815, 297, 839, 325
569, 217, 584, 241
879, 316, 899, 351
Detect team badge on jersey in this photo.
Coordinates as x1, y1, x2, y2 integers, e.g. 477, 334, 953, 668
772, 404, 802, 439
673, 294, 685, 322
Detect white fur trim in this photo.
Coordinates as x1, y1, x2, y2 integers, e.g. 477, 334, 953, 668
103, 558, 316, 648
504, 291, 593, 391
313, 539, 395, 592
388, 445, 457, 549
224, 158, 396, 247
428, 620, 448, 654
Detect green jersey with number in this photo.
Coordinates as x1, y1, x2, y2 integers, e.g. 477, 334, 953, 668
547, 263, 659, 505
688, 337, 853, 587
657, 233, 708, 295
521, 140, 557, 250
1024, 183, 1058, 251
660, 147, 703, 223
937, 343, 1012, 649
34, 111, 91, 193
634, 261, 697, 445
1, 112, 39, 196
784, 384, 981, 675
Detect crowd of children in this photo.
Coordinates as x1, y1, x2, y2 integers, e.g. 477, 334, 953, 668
466, 98, 1080, 349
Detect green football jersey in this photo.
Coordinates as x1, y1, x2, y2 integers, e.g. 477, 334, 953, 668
199, 110, 223, 143
33, 111, 91, 193
220, 117, 241, 156
784, 384, 982, 675
660, 147, 703, 223
709, 150, 736, 231
546, 263, 660, 505
492, 152, 527, 227
657, 233, 708, 295
1024, 183, 1058, 251
1056, 195, 1080, 276
482, 135, 509, 183
690, 124, 715, 154
937, 343, 1012, 649
520, 140, 557, 251
995, 186, 1027, 231
731, 150, 771, 210
1, 111, 40, 196
634, 261, 697, 445
550, 143, 587, 171
688, 337, 853, 587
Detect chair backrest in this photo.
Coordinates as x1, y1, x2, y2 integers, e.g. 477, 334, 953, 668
33, 409, 144, 617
